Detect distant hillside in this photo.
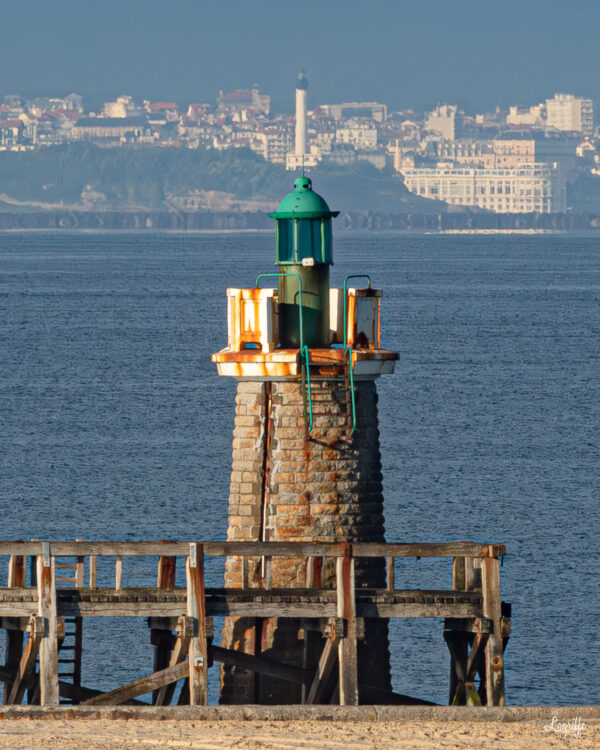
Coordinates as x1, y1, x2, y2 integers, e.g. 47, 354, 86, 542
567, 174, 600, 213
0, 143, 441, 213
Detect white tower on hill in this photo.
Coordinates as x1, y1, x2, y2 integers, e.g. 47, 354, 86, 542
295, 71, 307, 157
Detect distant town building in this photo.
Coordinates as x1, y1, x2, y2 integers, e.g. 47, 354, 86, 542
26, 94, 83, 114
318, 102, 387, 123
545, 93, 594, 136
217, 85, 270, 115
506, 104, 545, 127
335, 119, 377, 149
101, 95, 141, 119
424, 104, 461, 140
73, 116, 148, 140
0, 119, 24, 148
402, 163, 566, 213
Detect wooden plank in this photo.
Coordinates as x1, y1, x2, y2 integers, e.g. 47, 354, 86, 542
263, 556, 272, 589
36, 550, 59, 705
41, 542, 190, 558
465, 558, 475, 589
7, 617, 44, 704
336, 548, 358, 706
186, 543, 208, 705
1, 617, 32, 631
353, 542, 506, 559
58, 681, 145, 705
0, 540, 506, 560
241, 557, 248, 589
305, 623, 341, 704
211, 645, 312, 685
204, 542, 346, 558
305, 556, 314, 588
156, 556, 176, 590
481, 557, 505, 706
50, 602, 190, 618
444, 617, 492, 634
89, 556, 97, 590
386, 556, 395, 591
0, 543, 43, 557
0, 605, 38, 618
81, 660, 188, 705
452, 558, 465, 590
114, 557, 123, 590
0, 595, 483, 621
356, 602, 482, 619
7, 556, 26, 588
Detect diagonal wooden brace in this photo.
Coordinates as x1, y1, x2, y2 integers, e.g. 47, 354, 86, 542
305, 618, 342, 705
7, 617, 45, 705
154, 615, 193, 706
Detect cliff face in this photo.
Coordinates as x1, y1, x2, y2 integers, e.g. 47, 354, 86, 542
0, 143, 438, 214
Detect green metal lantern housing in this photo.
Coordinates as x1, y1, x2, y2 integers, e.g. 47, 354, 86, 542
268, 177, 339, 349
269, 176, 339, 265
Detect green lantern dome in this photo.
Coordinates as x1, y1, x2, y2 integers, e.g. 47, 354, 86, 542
269, 177, 339, 220
269, 177, 339, 266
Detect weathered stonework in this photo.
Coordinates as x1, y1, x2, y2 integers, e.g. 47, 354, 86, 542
220, 379, 391, 704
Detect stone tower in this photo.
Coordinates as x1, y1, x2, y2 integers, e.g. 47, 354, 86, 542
212, 176, 398, 704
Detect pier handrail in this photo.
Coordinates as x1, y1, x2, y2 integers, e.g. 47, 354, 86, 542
0, 540, 505, 559
0, 538, 508, 708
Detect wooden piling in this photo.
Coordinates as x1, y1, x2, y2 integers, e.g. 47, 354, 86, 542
36, 546, 59, 706
481, 557, 505, 706
186, 543, 208, 705
336, 546, 358, 706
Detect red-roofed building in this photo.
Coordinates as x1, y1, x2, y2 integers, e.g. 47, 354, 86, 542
217, 85, 270, 115
148, 102, 177, 112
0, 119, 24, 147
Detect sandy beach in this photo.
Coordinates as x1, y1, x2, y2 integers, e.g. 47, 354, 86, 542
0, 708, 597, 750
0, 718, 598, 749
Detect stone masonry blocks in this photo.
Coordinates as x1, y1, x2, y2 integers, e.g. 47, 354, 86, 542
221, 379, 392, 705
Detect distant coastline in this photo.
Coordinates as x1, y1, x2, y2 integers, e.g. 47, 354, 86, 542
0, 209, 599, 233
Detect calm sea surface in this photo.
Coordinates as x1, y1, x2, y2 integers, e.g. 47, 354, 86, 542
0, 231, 598, 705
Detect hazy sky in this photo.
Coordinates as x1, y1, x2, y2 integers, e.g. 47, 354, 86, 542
1, 0, 599, 113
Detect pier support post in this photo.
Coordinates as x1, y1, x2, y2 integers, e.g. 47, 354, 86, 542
186, 543, 208, 705
36, 545, 59, 705
336, 548, 358, 706
481, 556, 505, 706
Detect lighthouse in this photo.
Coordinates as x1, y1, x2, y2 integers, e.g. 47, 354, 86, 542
295, 71, 308, 159
212, 176, 398, 704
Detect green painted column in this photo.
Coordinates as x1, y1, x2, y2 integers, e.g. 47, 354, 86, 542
277, 263, 330, 348
269, 176, 339, 349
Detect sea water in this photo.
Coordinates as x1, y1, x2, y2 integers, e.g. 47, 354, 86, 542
1, 231, 598, 705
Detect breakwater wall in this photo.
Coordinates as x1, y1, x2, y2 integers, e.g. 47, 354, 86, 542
0, 209, 600, 231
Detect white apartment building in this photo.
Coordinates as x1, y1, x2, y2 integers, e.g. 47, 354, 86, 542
424, 104, 459, 140
335, 119, 377, 149
318, 102, 387, 123
260, 128, 292, 164
506, 104, 544, 127
402, 163, 565, 213
101, 96, 140, 118
545, 93, 594, 136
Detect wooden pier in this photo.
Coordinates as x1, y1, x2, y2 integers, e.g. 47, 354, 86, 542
0, 541, 510, 707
